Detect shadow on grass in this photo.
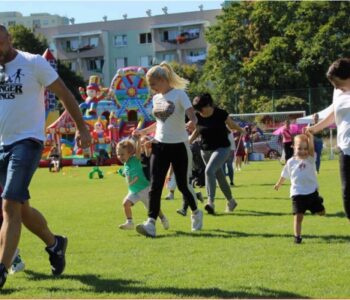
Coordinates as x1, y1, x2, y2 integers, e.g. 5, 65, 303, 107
22, 270, 307, 298
168, 229, 350, 243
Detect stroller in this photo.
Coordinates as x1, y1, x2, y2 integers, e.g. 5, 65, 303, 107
190, 140, 205, 188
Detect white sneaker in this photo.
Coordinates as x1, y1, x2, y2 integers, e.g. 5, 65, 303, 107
9, 251, 25, 275
226, 199, 238, 212
160, 216, 169, 230
119, 221, 134, 230
191, 210, 203, 231
136, 219, 156, 237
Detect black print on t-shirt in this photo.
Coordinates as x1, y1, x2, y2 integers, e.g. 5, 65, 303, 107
0, 69, 24, 100
153, 100, 175, 122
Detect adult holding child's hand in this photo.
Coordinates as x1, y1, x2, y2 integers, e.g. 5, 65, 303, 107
307, 57, 350, 223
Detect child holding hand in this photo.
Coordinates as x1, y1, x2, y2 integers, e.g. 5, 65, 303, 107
117, 138, 169, 231
274, 132, 325, 244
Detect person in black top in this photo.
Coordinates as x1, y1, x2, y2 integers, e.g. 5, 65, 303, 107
190, 93, 245, 214
311, 113, 323, 173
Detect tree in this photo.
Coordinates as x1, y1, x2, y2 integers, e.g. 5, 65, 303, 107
204, 1, 350, 113
8, 24, 85, 102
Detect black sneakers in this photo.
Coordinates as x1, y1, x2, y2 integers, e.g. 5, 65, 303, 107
0, 263, 8, 289
45, 235, 68, 276
294, 236, 302, 244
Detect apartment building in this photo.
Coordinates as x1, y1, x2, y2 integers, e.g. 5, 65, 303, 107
0, 11, 69, 30
37, 9, 221, 86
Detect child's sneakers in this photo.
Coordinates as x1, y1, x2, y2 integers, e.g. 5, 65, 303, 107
136, 219, 156, 237
160, 216, 169, 230
119, 221, 134, 230
294, 236, 302, 244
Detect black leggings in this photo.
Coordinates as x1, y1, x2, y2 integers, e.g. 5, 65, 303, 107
149, 142, 197, 220
283, 142, 293, 161
339, 151, 350, 219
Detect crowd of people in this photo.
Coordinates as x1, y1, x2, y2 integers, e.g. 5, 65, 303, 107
0, 22, 349, 290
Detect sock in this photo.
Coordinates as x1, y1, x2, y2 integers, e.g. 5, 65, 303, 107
127, 218, 133, 223
192, 209, 199, 215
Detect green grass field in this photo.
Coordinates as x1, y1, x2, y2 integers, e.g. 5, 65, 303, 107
1, 159, 349, 298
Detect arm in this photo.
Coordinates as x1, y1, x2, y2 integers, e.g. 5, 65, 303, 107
185, 107, 198, 132
134, 137, 141, 160
274, 177, 286, 191
226, 117, 245, 134
306, 131, 315, 157
48, 78, 91, 149
189, 128, 200, 144
307, 106, 335, 134
133, 122, 156, 137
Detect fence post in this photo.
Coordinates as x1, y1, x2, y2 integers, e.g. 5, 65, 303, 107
308, 87, 312, 114
272, 90, 275, 112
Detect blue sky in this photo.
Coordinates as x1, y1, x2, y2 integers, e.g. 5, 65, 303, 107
0, 0, 223, 24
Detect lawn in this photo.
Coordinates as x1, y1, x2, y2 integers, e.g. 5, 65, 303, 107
1, 159, 349, 298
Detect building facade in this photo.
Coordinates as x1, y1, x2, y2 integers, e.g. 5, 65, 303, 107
0, 11, 69, 30
37, 9, 221, 86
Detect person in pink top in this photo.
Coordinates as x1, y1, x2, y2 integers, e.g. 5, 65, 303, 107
282, 120, 293, 161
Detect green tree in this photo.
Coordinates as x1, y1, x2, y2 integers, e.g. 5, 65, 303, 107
204, 1, 350, 113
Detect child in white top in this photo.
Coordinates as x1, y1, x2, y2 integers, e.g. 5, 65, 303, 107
274, 132, 325, 244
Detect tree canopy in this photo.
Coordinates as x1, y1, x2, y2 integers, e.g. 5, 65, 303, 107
204, 1, 350, 113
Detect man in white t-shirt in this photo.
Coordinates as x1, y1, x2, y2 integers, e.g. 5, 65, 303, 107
0, 24, 91, 289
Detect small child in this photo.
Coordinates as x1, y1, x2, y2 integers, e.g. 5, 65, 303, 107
274, 132, 325, 244
116, 138, 169, 230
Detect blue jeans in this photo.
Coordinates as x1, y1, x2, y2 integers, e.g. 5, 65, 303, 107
314, 138, 323, 173
223, 151, 234, 184
0, 139, 43, 202
201, 147, 232, 202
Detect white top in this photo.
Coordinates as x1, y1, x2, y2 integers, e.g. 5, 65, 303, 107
281, 156, 318, 197
152, 89, 192, 143
0, 51, 58, 145
333, 89, 350, 155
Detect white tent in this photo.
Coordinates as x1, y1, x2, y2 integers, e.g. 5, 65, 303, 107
296, 105, 335, 159
296, 105, 333, 124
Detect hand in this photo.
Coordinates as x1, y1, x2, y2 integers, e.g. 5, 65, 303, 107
274, 183, 280, 191
75, 126, 92, 149
186, 121, 196, 133
132, 129, 141, 138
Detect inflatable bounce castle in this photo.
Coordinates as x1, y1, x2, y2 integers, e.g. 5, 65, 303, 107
41, 60, 154, 167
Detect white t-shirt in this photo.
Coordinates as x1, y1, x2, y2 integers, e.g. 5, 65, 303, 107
152, 89, 192, 143
333, 89, 350, 155
281, 156, 318, 197
0, 51, 58, 146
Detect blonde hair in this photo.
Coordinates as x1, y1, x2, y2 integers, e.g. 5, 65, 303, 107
146, 61, 189, 90
117, 139, 135, 154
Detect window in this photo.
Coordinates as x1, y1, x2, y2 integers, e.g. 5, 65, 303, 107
163, 53, 175, 62
115, 57, 128, 69
139, 33, 152, 44
32, 19, 41, 29
140, 56, 152, 67
162, 30, 178, 42
87, 58, 104, 72
114, 34, 127, 46
8, 21, 16, 27
43, 20, 49, 26
89, 37, 99, 47
66, 39, 79, 52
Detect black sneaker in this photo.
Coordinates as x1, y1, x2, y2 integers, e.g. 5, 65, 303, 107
0, 263, 8, 289
176, 208, 187, 216
294, 236, 302, 244
45, 235, 68, 276
204, 204, 215, 215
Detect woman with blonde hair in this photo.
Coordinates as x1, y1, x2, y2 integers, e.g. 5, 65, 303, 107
132, 62, 203, 237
